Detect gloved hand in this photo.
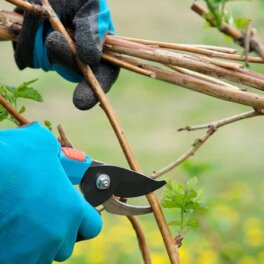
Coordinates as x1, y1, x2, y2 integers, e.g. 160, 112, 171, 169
13, 0, 120, 110
0, 122, 102, 264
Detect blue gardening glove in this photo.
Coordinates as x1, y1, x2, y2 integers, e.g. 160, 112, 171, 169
13, 0, 120, 110
0, 122, 102, 264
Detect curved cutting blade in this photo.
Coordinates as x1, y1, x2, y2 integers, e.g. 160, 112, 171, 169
80, 165, 166, 207
103, 196, 152, 216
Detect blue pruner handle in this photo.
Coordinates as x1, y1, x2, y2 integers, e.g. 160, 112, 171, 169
59, 147, 93, 185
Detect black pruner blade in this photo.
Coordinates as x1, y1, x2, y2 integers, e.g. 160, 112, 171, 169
80, 164, 166, 215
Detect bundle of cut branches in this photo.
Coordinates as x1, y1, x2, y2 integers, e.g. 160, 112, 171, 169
1, 10, 264, 109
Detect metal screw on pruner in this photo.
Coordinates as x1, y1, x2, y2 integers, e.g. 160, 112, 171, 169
96, 174, 111, 190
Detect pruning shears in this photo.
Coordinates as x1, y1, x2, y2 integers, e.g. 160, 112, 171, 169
60, 147, 166, 216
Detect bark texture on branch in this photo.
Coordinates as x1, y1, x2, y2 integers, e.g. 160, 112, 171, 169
105, 36, 264, 91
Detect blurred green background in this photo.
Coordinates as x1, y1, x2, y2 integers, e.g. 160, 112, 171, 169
1, 0, 264, 263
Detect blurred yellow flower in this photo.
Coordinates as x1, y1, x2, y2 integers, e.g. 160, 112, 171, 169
213, 204, 239, 226
243, 218, 263, 247
179, 247, 191, 264
152, 252, 169, 264
222, 181, 252, 203
258, 251, 264, 263
197, 249, 218, 264
239, 256, 257, 264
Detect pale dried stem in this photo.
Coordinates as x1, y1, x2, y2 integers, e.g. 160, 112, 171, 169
178, 110, 260, 132
112, 55, 264, 109
102, 52, 155, 77
1, 10, 264, 86
127, 216, 152, 264
167, 65, 240, 91
125, 36, 262, 64
105, 36, 264, 90
0, 26, 16, 40
204, 58, 243, 70
117, 36, 238, 54
4, 0, 180, 263
152, 129, 216, 179
152, 110, 262, 179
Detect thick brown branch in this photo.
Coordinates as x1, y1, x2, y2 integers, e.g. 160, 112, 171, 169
0, 95, 29, 125
127, 216, 152, 264
112, 55, 264, 110
5, 0, 49, 18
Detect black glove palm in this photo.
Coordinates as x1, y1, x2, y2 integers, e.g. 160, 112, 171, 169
46, 31, 119, 110
13, 0, 120, 110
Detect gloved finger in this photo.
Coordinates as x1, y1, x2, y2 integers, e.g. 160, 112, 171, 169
78, 199, 102, 240
54, 230, 77, 262
74, 0, 115, 66
46, 31, 81, 75
73, 61, 120, 110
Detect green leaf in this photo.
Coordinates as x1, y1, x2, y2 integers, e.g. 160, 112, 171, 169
186, 218, 199, 228
161, 180, 187, 209
0, 105, 8, 122
184, 201, 201, 210
185, 201, 207, 212
161, 197, 183, 209
185, 190, 198, 202
22, 79, 38, 86
234, 18, 250, 30
44, 120, 52, 131
196, 188, 205, 200
169, 221, 182, 226
182, 160, 212, 177
187, 177, 198, 190
14, 86, 43, 102
0, 80, 43, 124
161, 176, 207, 235
19, 106, 26, 114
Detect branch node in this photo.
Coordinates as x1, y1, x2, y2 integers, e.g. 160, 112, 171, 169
208, 124, 218, 133
32, 4, 50, 19
175, 234, 184, 248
